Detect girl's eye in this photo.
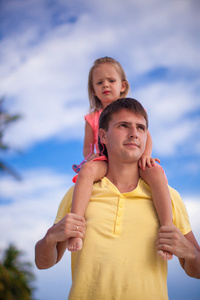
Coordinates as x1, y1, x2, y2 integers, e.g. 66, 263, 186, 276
97, 81, 102, 85
110, 79, 115, 83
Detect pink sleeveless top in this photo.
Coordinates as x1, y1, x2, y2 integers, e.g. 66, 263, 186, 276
84, 110, 103, 153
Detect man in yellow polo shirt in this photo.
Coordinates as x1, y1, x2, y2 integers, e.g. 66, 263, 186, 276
35, 98, 200, 300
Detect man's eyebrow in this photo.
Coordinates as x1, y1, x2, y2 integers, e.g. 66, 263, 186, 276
115, 121, 146, 127
137, 122, 146, 128
115, 121, 131, 125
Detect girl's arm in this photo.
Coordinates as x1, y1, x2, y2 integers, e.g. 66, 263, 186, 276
139, 129, 173, 261
143, 129, 153, 156
140, 165, 172, 227
83, 121, 94, 158
139, 129, 160, 170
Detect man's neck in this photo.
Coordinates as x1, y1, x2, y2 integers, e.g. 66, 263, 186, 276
106, 161, 140, 193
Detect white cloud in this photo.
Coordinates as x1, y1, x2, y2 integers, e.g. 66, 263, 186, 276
0, 2, 199, 299
184, 198, 200, 238
152, 118, 200, 156
0, 0, 199, 156
0, 169, 73, 253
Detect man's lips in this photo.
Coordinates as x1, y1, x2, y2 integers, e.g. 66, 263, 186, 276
123, 142, 139, 148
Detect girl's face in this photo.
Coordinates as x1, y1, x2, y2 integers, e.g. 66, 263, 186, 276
92, 63, 127, 109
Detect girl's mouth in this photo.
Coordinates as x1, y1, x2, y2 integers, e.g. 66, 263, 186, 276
103, 90, 110, 94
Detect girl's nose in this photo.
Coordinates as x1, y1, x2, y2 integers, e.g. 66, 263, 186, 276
103, 81, 109, 88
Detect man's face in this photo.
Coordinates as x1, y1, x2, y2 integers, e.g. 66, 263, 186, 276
100, 109, 147, 163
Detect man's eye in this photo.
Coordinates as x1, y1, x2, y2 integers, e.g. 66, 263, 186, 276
119, 124, 128, 128
138, 125, 145, 131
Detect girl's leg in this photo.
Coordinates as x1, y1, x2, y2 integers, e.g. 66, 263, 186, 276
140, 164, 173, 260
68, 160, 108, 251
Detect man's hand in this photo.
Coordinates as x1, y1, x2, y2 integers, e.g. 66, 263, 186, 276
156, 225, 195, 260
35, 213, 85, 269
47, 213, 85, 244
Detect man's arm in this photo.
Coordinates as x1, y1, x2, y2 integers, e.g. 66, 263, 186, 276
157, 225, 200, 279
35, 213, 85, 269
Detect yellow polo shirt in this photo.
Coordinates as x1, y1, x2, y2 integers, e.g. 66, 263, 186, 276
55, 177, 191, 300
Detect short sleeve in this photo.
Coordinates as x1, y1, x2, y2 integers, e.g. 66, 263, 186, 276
170, 187, 192, 235
84, 110, 102, 153
54, 186, 74, 224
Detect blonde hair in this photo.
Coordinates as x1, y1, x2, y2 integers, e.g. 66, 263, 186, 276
88, 57, 130, 111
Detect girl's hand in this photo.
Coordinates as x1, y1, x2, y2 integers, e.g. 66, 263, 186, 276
87, 153, 100, 161
138, 155, 160, 170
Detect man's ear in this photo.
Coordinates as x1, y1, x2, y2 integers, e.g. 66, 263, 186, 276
98, 128, 107, 145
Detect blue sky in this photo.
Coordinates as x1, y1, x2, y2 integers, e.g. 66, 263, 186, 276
0, 0, 200, 299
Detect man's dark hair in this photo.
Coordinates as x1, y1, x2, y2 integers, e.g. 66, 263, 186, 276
98, 98, 148, 157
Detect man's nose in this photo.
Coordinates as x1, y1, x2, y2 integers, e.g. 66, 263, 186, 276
129, 127, 138, 138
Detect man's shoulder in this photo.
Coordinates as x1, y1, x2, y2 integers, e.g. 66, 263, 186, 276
54, 185, 75, 224
168, 186, 191, 234
168, 185, 182, 200
62, 185, 75, 206
92, 177, 109, 190
92, 177, 118, 196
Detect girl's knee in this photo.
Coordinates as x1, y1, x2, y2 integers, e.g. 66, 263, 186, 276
79, 161, 96, 178
79, 160, 107, 181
